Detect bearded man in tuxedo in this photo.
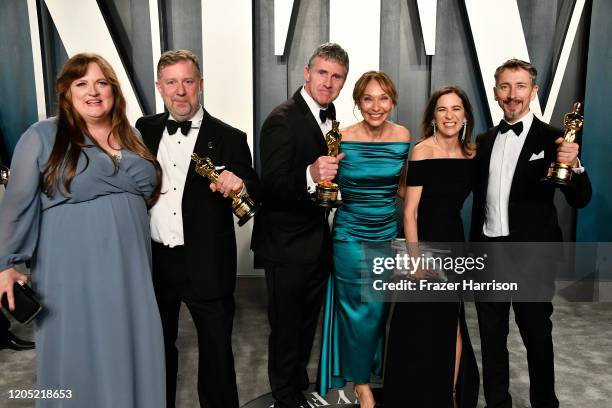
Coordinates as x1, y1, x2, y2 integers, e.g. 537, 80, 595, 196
136, 49, 259, 408
470, 58, 591, 408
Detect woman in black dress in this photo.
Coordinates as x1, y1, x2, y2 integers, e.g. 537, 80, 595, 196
384, 86, 480, 407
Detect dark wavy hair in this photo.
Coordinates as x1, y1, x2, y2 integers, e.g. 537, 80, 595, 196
42, 53, 161, 205
420, 85, 475, 157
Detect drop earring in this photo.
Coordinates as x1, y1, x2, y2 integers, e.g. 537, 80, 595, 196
461, 120, 467, 142
432, 121, 440, 144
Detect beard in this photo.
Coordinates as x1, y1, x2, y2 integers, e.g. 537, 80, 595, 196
169, 101, 197, 120
505, 111, 519, 121
501, 98, 525, 121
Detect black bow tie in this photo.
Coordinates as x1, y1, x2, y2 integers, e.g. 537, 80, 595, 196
498, 120, 523, 135
319, 103, 336, 123
166, 119, 192, 136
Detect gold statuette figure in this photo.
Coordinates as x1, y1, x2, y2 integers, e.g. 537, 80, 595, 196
314, 120, 343, 207
541, 102, 584, 186
191, 154, 259, 226
0, 165, 9, 186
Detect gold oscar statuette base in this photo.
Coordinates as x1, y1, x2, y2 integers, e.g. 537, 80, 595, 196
232, 194, 260, 226
541, 102, 583, 187
312, 119, 343, 208
541, 162, 573, 186
313, 182, 342, 208
191, 154, 259, 226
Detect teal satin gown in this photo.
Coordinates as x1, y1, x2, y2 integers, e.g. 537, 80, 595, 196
318, 141, 410, 395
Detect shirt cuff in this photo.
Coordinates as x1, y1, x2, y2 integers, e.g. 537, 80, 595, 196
306, 165, 317, 193
238, 184, 247, 196
572, 157, 585, 174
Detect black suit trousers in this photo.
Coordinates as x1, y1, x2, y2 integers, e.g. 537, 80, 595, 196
264, 245, 331, 407
476, 301, 559, 408
152, 241, 238, 408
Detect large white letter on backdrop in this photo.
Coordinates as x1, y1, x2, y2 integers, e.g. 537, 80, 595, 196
44, 0, 143, 123
465, 0, 585, 124
201, 0, 255, 275
329, 0, 381, 126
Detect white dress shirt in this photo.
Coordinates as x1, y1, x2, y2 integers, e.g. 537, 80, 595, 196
483, 111, 535, 237
150, 107, 204, 247
300, 87, 332, 192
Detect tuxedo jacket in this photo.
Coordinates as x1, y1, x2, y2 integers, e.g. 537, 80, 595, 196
251, 88, 330, 264
470, 116, 591, 242
136, 108, 260, 300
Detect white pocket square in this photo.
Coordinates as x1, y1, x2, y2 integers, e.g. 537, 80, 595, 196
214, 165, 226, 171
529, 151, 544, 161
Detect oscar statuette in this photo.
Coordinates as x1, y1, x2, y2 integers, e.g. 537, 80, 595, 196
191, 154, 259, 226
313, 120, 342, 207
541, 102, 584, 186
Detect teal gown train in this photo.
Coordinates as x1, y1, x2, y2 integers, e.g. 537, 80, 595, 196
318, 141, 409, 396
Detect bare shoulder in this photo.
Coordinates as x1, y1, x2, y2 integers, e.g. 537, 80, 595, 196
381, 122, 410, 142
393, 122, 411, 140
340, 122, 361, 141
410, 139, 434, 161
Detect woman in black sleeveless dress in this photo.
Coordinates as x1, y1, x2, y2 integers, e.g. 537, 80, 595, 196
384, 86, 480, 407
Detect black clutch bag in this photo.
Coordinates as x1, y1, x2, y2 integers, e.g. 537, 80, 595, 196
1, 282, 43, 324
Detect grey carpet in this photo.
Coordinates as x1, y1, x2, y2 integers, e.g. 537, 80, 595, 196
1, 277, 611, 407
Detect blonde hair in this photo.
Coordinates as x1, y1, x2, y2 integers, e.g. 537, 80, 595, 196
157, 49, 202, 79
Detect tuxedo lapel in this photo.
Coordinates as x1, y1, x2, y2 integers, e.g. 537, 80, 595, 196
185, 108, 218, 188
478, 126, 500, 185
143, 112, 169, 155
293, 89, 327, 153
510, 117, 544, 196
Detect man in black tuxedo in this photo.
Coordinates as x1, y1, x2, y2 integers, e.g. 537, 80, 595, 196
470, 59, 591, 408
0, 146, 35, 352
136, 50, 259, 408
251, 43, 349, 408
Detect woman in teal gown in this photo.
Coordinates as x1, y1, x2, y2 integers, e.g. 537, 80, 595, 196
318, 71, 410, 408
